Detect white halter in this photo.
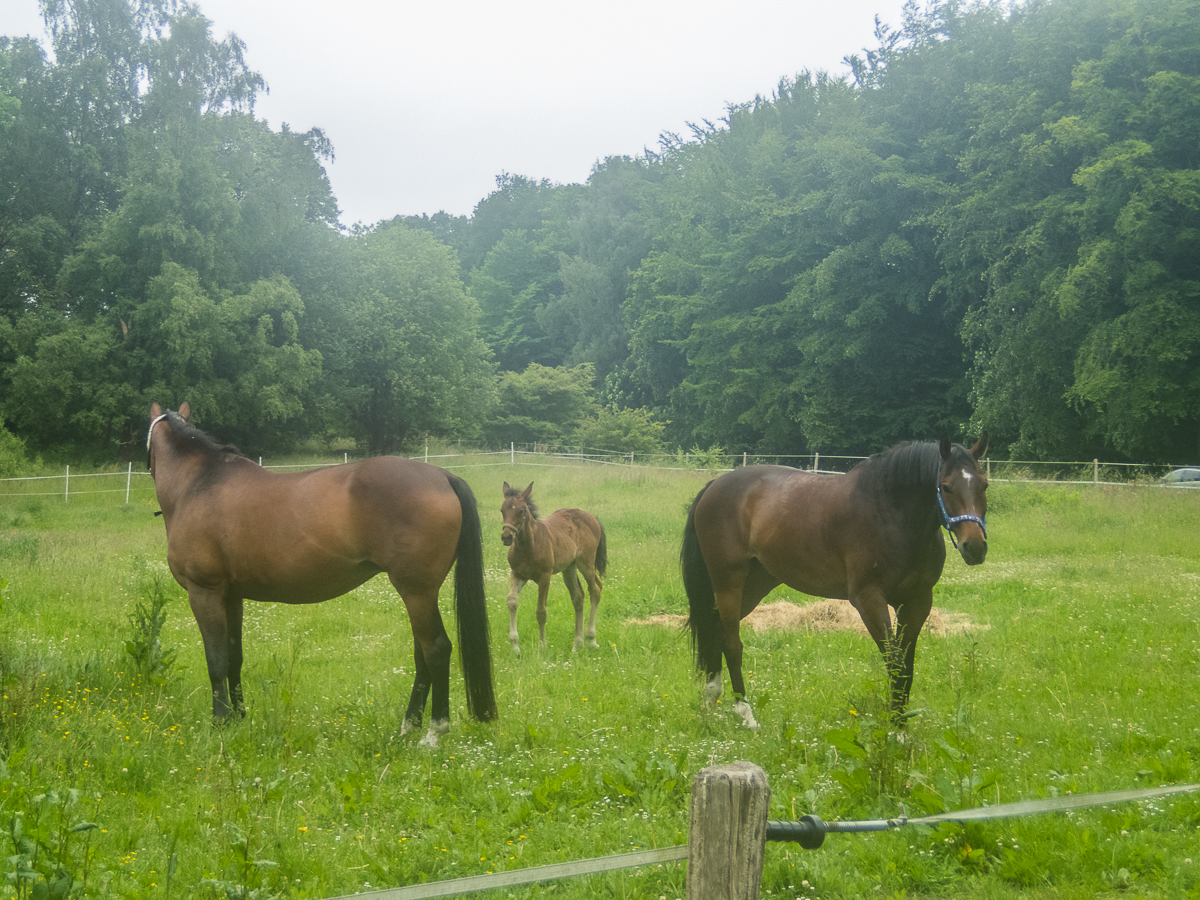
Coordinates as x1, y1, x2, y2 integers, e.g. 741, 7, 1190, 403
146, 413, 169, 451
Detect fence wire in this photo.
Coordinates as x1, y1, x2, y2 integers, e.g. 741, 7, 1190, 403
1, 448, 1196, 503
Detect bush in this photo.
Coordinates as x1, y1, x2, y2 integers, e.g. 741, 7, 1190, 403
574, 405, 666, 455
483, 363, 598, 446
0, 425, 27, 477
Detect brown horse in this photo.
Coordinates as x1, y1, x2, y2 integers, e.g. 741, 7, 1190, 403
681, 436, 988, 729
147, 402, 496, 747
500, 482, 607, 655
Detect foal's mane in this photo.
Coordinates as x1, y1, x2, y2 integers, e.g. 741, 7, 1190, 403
503, 486, 540, 520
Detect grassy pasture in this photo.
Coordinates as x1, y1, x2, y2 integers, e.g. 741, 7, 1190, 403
0, 459, 1198, 899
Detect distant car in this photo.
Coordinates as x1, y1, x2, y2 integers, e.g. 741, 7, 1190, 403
1161, 467, 1200, 485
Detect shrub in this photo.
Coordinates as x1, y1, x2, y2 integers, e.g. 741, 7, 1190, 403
0, 425, 26, 477
574, 405, 666, 455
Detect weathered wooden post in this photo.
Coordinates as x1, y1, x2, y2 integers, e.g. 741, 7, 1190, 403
687, 761, 770, 900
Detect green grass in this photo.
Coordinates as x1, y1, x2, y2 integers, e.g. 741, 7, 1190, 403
0, 461, 1198, 899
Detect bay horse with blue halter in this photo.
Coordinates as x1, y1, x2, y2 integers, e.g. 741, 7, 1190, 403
680, 435, 988, 729
146, 402, 496, 746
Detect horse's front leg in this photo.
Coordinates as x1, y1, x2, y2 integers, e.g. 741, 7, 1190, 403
506, 573, 526, 657
186, 587, 244, 721
852, 585, 915, 724
892, 591, 933, 720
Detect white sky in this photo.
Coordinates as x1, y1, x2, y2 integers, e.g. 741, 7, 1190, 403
1, 0, 912, 227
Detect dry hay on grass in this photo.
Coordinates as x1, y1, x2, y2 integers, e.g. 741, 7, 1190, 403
629, 598, 988, 637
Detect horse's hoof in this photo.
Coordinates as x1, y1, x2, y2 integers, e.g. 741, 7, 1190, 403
511, 645, 521, 657
702, 677, 722, 708
419, 719, 450, 749
734, 699, 760, 731
400, 717, 417, 736
586, 639, 601, 650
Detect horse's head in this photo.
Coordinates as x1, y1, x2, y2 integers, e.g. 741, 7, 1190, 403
500, 481, 537, 546
146, 401, 191, 474
938, 433, 989, 566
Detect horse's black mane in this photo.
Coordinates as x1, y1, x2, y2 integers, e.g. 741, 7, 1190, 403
164, 411, 245, 459
854, 440, 973, 497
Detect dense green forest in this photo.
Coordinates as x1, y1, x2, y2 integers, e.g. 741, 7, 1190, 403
1, 0, 1197, 469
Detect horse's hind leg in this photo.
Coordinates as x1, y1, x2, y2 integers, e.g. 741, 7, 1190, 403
534, 577, 551, 651
580, 560, 602, 650
563, 565, 589, 651
399, 590, 453, 748
401, 641, 431, 732
718, 608, 759, 730
712, 559, 776, 730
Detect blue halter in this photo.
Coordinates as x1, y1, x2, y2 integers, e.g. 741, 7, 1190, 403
937, 482, 987, 549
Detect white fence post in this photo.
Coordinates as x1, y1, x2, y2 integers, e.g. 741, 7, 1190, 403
64, 465, 69, 502
511, 442, 515, 465
1094, 458, 1099, 483
813, 452, 819, 473
125, 461, 132, 503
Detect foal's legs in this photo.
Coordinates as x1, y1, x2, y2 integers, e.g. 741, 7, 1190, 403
505, 573, 527, 656
534, 576, 552, 651
577, 559, 602, 650
561, 564, 602, 652
562, 565, 584, 650
187, 587, 245, 720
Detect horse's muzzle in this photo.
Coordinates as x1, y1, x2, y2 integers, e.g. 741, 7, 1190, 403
501, 525, 516, 547
960, 537, 987, 566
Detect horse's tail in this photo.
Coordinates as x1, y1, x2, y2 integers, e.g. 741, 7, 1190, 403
681, 481, 722, 677
594, 521, 608, 579
447, 474, 497, 722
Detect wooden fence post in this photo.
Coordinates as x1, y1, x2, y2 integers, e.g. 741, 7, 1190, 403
687, 761, 770, 900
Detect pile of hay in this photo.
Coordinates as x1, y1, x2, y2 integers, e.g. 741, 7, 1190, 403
628, 598, 987, 637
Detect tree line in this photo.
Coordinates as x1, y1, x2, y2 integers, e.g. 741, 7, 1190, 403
2, 0, 1197, 472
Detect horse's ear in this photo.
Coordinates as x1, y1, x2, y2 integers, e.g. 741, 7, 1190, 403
939, 435, 952, 461
150, 402, 162, 418
502, 481, 511, 494
970, 431, 989, 461
178, 401, 191, 422
522, 482, 534, 500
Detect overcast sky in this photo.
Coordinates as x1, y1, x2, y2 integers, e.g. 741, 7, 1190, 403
1, 0, 912, 227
